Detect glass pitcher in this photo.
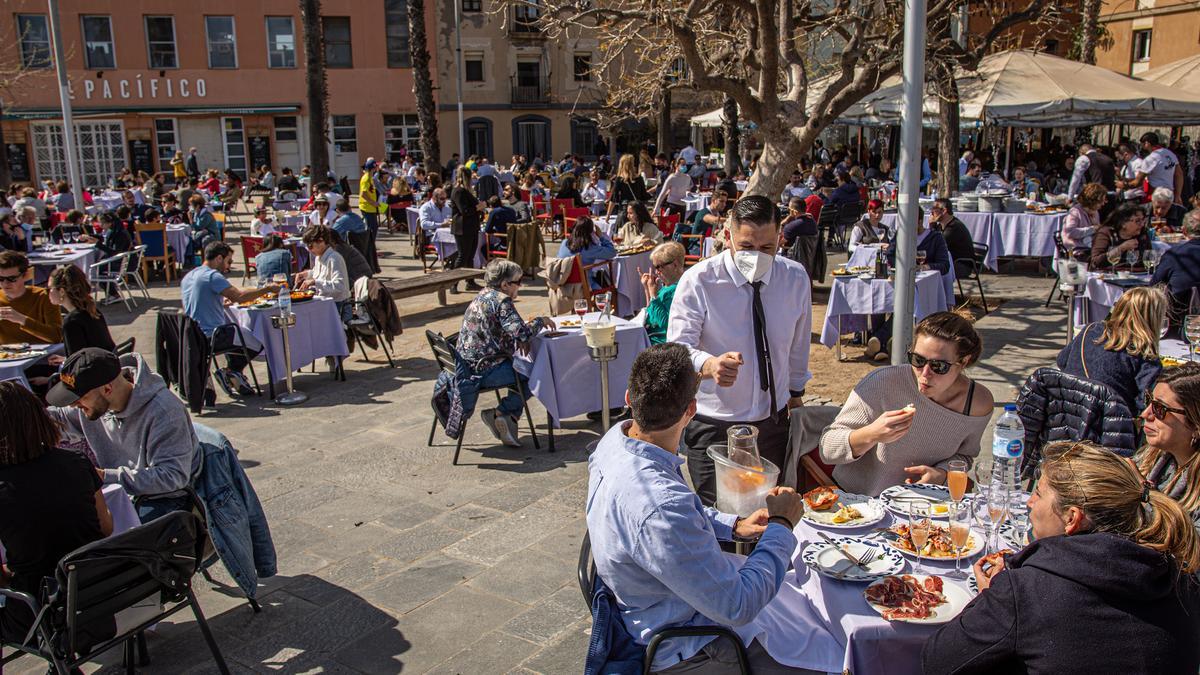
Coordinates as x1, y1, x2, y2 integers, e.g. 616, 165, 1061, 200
726, 425, 762, 471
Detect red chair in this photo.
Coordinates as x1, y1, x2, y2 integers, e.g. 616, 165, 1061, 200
562, 207, 590, 231
519, 189, 532, 203
657, 212, 680, 240
239, 235, 264, 283
485, 232, 508, 260
679, 225, 712, 266
563, 255, 617, 310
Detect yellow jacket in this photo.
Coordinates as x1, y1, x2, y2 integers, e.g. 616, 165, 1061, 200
359, 172, 385, 214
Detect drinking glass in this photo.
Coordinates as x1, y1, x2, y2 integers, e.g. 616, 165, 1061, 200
573, 299, 589, 318
916, 250, 928, 268
1144, 250, 1158, 274
908, 503, 931, 575
946, 501, 972, 580
1125, 249, 1139, 271
946, 459, 968, 503
1186, 315, 1200, 362
976, 485, 1008, 554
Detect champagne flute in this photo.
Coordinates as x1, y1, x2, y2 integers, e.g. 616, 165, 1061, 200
946, 459, 968, 503
908, 503, 931, 575
946, 501, 972, 580
1125, 249, 1139, 272
1144, 250, 1158, 275
980, 485, 1008, 554
1187, 315, 1200, 362
573, 298, 589, 319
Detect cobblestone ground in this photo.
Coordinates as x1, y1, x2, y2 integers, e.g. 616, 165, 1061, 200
4, 217, 1067, 674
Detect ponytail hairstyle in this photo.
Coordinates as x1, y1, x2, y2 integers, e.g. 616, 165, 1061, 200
48, 263, 99, 319
912, 309, 983, 367
1136, 363, 1200, 515
1042, 440, 1200, 575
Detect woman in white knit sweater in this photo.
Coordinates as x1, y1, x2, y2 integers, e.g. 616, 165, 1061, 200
820, 311, 994, 496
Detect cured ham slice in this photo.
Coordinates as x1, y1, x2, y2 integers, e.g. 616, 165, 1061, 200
865, 575, 948, 621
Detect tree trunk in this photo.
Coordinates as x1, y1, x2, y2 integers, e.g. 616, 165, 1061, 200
934, 62, 960, 197
1079, 0, 1101, 65
0, 101, 10, 187
743, 121, 805, 199
300, 0, 330, 180
408, 0, 440, 172
722, 96, 741, 176
657, 83, 672, 158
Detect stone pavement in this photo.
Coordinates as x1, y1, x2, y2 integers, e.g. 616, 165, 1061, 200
4, 222, 1070, 674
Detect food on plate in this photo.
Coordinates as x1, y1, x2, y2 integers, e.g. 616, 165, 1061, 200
831, 503, 863, 524
0, 343, 29, 352
1162, 356, 1188, 368
804, 486, 840, 511
889, 523, 973, 557
980, 549, 1013, 574
864, 575, 947, 620
262, 292, 277, 299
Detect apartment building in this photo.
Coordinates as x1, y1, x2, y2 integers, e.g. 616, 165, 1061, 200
2, 0, 436, 188
1094, 0, 1200, 75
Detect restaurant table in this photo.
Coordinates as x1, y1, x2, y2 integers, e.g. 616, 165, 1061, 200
683, 193, 710, 217
0, 484, 141, 565
166, 224, 190, 260
612, 249, 655, 317
881, 211, 1062, 271
1161, 339, 1190, 360
280, 213, 309, 234
1073, 271, 1151, 326
225, 296, 349, 386
514, 314, 650, 427
27, 244, 99, 284
431, 227, 485, 268
0, 343, 64, 388
820, 270, 948, 353
406, 206, 422, 235
273, 199, 305, 212
92, 191, 124, 212
847, 243, 957, 310
732, 513, 979, 675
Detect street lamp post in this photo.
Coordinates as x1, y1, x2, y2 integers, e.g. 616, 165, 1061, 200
453, 0, 466, 160
47, 0, 85, 209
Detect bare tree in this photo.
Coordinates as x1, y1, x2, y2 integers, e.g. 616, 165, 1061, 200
408, 0, 441, 173
511, 0, 1065, 197
299, 0, 331, 180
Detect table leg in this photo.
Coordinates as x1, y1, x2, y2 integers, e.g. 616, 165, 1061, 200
836, 314, 844, 361
438, 287, 447, 305
547, 412, 556, 452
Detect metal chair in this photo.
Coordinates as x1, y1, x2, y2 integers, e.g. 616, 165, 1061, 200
1045, 231, 1073, 307
818, 204, 839, 251
425, 330, 540, 464
577, 531, 750, 675
87, 252, 136, 311
344, 300, 396, 368
114, 337, 136, 356
207, 323, 263, 398
120, 246, 151, 302
833, 202, 864, 251
954, 242, 990, 314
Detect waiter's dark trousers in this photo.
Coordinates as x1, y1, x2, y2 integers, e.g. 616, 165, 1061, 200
683, 409, 791, 507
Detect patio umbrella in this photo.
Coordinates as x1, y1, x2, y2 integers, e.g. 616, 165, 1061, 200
1136, 53, 1200, 93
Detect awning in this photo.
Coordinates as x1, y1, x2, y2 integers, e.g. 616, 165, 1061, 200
3, 104, 301, 120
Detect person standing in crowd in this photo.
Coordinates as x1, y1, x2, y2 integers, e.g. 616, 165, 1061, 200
667, 196, 812, 503
606, 154, 651, 234
1116, 142, 1146, 202
929, 198, 974, 279
653, 158, 693, 219
185, 147, 200, 179
0, 251, 62, 345
450, 167, 484, 290
1152, 210, 1200, 334
358, 158, 386, 273
638, 241, 685, 345
1120, 132, 1184, 204
1063, 183, 1106, 261
1067, 143, 1117, 202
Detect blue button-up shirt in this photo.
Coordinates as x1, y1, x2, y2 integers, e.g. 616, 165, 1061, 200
586, 422, 797, 671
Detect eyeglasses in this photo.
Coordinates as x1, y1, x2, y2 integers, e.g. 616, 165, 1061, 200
652, 260, 676, 271
907, 351, 956, 375
0, 273, 23, 283
1145, 390, 1187, 419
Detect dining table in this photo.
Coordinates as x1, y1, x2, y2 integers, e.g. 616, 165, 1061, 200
0, 343, 65, 389
820, 269, 949, 358
225, 295, 350, 391
431, 227, 486, 268
611, 248, 655, 317
880, 211, 1063, 271
27, 243, 100, 284
1072, 271, 1152, 326
166, 224, 191, 261
683, 192, 710, 218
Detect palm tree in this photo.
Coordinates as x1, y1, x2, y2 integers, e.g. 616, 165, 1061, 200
299, 0, 330, 179
1078, 0, 1101, 65
408, 0, 440, 173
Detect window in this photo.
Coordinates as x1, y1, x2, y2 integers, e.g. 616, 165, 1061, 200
384, 0, 411, 68
222, 117, 247, 175
144, 16, 178, 69
465, 118, 492, 160
81, 16, 115, 69
1132, 29, 1152, 63
571, 118, 598, 159
273, 116, 299, 142
1042, 39, 1059, 55
154, 119, 178, 172
512, 115, 550, 160
462, 0, 482, 11
16, 15, 51, 69
464, 52, 484, 82
384, 114, 420, 162
514, 0, 539, 31
265, 17, 296, 68
573, 52, 591, 81
332, 115, 357, 153
32, 121, 126, 188
205, 16, 238, 69
323, 17, 352, 68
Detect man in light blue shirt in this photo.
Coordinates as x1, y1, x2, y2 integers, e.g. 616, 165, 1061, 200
418, 188, 452, 235
587, 343, 814, 674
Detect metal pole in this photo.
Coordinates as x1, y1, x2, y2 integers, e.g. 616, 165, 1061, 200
891, 0, 927, 366
453, 0, 466, 159
599, 359, 611, 430
47, 0, 84, 208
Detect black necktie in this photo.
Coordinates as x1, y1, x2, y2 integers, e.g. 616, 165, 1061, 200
750, 281, 778, 420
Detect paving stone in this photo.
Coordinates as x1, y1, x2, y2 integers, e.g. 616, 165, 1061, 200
527, 516, 588, 565
518, 618, 591, 674
284, 554, 408, 607
467, 549, 574, 605
359, 554, 486, 614
232, 593, 398, 671
429, 503, 507, 534
376, 500, 449, 531
425, 631, 540, 675
500, 586, 589, 645
370, 520, 466, 564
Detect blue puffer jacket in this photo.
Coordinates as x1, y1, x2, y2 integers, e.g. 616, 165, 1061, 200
193, 423, 277, 600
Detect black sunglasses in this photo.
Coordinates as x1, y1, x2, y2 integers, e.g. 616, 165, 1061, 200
0, 273, 23, 283
1145, 390, 1187, 419
907, 351, 956, 375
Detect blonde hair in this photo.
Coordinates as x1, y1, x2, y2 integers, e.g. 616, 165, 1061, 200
1098, 286, 1165, 359
1137, 363, 1200, 515
1042, 440, 1200, 574
616, 154, 638, 182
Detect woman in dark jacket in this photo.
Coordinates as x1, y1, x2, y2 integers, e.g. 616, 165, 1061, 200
923, 440, 1200, 675
450, 166, 483, 288
555, 175, 587, 208
605, 154, 651, 233
1090, 202, 1151, 271
46, 264, 116, 356
1057, 285, 1164, 414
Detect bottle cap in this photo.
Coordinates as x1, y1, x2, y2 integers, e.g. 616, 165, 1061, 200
1004, 403, 1017, 411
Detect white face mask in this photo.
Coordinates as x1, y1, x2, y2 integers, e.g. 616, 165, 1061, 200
732, 250, 772, 284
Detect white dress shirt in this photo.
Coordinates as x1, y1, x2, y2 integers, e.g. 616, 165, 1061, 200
418, 200, 452, 232
667, 251, 812, 422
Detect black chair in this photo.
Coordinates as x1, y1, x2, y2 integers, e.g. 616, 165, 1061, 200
425, 330, 540, 464
114, 337, 136, 356
818, 204, 839, 251
577, 531, 750, 675
344, 300, 396, 368
208, 323, 264, 398
833, 202, 864, 251
0, 511, 231, 675
1045, 231, 1073, 308
954, 242, 990, 314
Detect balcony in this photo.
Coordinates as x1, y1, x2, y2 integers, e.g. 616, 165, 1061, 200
510, 12, 545, 38
511, 75, 551, 107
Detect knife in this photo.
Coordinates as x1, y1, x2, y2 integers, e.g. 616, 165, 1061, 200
818, 532, 870, 570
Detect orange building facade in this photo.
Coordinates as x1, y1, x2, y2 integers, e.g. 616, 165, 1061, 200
2, 0, 436, 188
1094, 0, 1200, 76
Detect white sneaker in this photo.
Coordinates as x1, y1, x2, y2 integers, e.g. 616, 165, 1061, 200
495, 413, 521, 447
480, 408, 503, 442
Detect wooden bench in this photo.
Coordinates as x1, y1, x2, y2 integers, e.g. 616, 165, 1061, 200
386, 268, 485, 306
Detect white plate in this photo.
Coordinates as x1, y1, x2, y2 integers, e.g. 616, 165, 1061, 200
863, 575, 973, 624
998, 520, 1030, 550
0, 349, 46, 362
802, 491, 887, 529
880, 484, 963, 519
801, 537, 904, 582
885, 526, 985, 561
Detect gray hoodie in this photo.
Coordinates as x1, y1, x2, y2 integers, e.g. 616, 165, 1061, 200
48, 353, 200, 497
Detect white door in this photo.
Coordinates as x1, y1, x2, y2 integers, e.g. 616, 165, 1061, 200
30, 120, 126, 189
178, 118, 223, 175
273, 116, 302, 172
221, 117, 247, 177
330, 114, 359, 190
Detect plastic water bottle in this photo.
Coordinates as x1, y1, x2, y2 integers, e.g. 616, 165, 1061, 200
277, 280, 291, 312
990, 404, 1025, 493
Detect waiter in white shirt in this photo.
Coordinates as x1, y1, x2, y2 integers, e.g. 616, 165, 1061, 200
667, 195, 812, 505
1124, 132, 1184, 204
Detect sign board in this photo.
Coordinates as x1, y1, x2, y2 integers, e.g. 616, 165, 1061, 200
128, 139, 154, 175
249, 136, 271, 173
6, 143, 30, 182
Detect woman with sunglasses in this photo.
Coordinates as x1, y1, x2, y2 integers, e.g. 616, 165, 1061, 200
820, 311, 993, 496
1057, 285, 1164, 415
924, 440, 1200, 674
1137, 363, 1200, 533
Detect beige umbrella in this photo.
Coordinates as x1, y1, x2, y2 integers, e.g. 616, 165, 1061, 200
1136, 53, 1200, 92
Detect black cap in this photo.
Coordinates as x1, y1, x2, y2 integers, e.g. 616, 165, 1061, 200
46, 348, 121, 406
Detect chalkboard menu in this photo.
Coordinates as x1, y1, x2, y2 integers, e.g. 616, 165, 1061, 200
249, 136, 271, 171
128, 139, 153, 175
6, 143, 29, 182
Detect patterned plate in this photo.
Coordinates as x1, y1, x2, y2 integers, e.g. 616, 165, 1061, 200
880, 483, 966, 520
801, 536, 905, 583
801, 491, 887, 530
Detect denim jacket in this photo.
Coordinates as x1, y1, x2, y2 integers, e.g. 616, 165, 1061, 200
193, 423, 277, 600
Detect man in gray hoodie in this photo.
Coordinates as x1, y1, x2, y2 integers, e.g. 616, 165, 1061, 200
46, 348, 201, 523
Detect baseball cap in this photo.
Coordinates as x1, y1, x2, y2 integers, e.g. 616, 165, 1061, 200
364, 158, 378, 170
46, 348, 121, 406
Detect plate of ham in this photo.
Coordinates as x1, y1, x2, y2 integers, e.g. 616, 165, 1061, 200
863, 574, 971, 624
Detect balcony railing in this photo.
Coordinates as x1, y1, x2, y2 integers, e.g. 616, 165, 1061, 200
511, 12, 544, 36
511, 76, 551, 106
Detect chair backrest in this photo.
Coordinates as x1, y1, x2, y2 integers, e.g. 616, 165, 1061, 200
519, 188, 531, 203
563, 207, 589, 221
972, 242, 989, 263
1052, 230, 1069, 258
134, 222, 169, 258
115, 337, 136, 355
658, 213, 680, 238
817, 204, 837, 230
564, 255, 585, 285
240, 235, 265, 266
836, 202, 864, 226
425, 330, 458, 375
578, 530, 596, 606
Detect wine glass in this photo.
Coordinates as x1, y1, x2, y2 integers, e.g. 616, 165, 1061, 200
975, 485, 1008, 554
573, 298, 588, 319
946, 459, 968, 503
908, 503, 931, 575
1124, 249, 1139, 272
1186, 315, 1200, 362
946, 501, 972, 580
1144, 250, 1158, 275
916, 250, 928, 269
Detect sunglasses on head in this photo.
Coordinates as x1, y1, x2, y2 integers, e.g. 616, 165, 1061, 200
1145, 390, 1187, 419
907, 351, 956, 375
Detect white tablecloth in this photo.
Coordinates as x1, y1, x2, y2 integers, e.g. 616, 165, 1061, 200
881, 212, 1062, 271
514, 314, 650, 425
1073, 272, 1152, 326
0, 343, 64, 388
613, 250, 654, 317
848, 244, 957, 311
406, 206, 422, 234
431, 227, 485, 268
28, 244, 99, 284
279, 214, 309, 234
92, 192, 124, 212
1161, 339, 1190, 360
820, 270, 947, 347
166, 224, 190, 259
683, 193, 710, 217
226, 296, 350, 383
